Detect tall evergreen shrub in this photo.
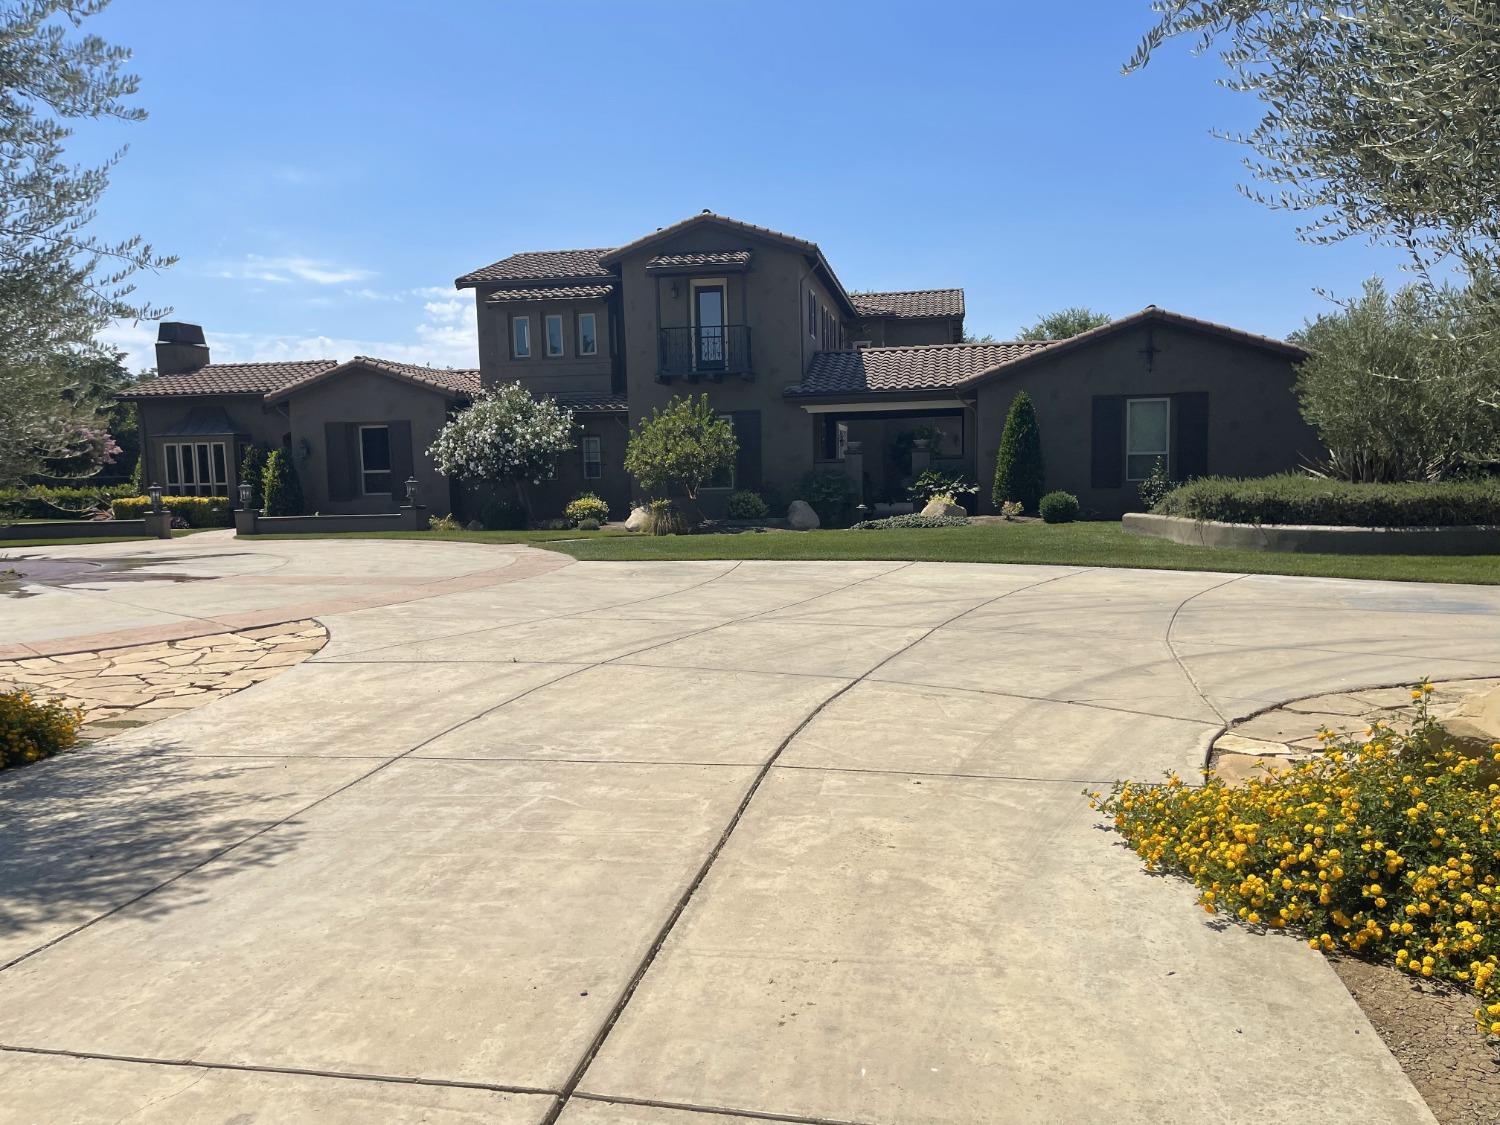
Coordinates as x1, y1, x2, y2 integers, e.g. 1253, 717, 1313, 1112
992, 391, 1045, 513
261, 449, 303, 516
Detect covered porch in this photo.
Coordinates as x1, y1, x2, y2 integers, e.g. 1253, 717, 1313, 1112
800, 397, 980, 513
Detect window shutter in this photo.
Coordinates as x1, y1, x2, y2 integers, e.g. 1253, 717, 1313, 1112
733, 411, 762, 490
1172, 393, 1209, 480
1090, 395, 1124, 489
325, 422, 353, 501
388, 421, 414, 489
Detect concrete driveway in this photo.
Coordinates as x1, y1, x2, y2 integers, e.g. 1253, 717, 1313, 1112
3, 533, 1499, 1124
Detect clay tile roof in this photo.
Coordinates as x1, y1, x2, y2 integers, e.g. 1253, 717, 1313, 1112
787, 341, 1054, 397
351, 357, 481, 395
485, 283, 615, 302
120, 359, 339, 398
549, 390, 628, 412
456, 248, 614, 287
601, 213, 817, 264
646, 250, 753, 270
850, 288, 966, 319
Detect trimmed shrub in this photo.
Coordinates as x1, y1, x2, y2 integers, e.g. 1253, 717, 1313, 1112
564, 493, 611, 526
796, 469, 857, 528
0, 689, 81, 770
644, 498, 687, 536
852, 514, 970, 530
479, 497, 527, 530
1153, 474, 1500, 527
112, 495, 231, 527
261, 449, 304, 517
726, 490, 770, 520
1090, 686, 1500, 1039
999, 500, 1024, 521
1039, 490, 1080, 524
574, 518, 601, 532
0, 483, 136, 521
992, 391, 1045, 513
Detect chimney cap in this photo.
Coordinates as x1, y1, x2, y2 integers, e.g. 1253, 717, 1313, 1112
157, 321, 206, 346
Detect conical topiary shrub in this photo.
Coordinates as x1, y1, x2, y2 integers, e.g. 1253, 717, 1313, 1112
261, 448, 304, 516
992, 391, 1045, 514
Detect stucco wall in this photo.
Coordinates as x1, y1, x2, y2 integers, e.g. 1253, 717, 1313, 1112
286, 369, 454, 515
973, 322, 1321, 518
617, 228, 852, 504
477, 291, 615, 395
135, 394, 289, 499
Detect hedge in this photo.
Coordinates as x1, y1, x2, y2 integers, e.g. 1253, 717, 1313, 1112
1153, 474, 1500, 528
0, 483, 137, 520
112, 495, 232, 527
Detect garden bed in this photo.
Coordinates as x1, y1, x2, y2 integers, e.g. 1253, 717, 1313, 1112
1154, 474, 1500, 527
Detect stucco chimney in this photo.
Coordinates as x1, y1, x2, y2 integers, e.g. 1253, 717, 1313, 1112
155, 321, 210, 375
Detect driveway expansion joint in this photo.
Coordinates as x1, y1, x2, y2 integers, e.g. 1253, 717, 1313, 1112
573, 1091, 883, 1125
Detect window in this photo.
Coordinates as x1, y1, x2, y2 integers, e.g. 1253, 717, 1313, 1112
807, 292, 816, 336
577, 312, 598, 356
582, 435, 603, 480
162, 441, 228, 496
359, 425, 392, 494
511, 315, 531, 359
707, 414, 735, 489
1126, 397, 1170, 481
545, 314, 564, 357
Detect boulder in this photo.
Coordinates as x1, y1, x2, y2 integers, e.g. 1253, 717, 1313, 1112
1445, 684, 1500, 746
624, 506, 650, 532
921, 497, 967, 519
465, 519, 485, 532
787, 500, 820, 530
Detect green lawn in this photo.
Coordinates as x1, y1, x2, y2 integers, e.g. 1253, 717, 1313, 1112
249, 528, 623, 545
0, 528, 208, 548
541, 521, 1500, 585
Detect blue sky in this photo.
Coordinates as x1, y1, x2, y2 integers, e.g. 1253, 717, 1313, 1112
87, 0, 1419, 373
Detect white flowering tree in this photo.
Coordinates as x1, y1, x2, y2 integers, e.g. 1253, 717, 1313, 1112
428, 383, 575, 518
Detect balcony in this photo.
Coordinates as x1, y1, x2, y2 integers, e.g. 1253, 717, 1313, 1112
657, 325, 752, 381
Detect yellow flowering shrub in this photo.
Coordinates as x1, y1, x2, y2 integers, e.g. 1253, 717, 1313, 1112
1089, 683, 1500, 1038
0, 689, 82, 770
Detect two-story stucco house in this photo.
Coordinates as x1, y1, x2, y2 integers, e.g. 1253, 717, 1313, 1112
124, 211, 1319, 521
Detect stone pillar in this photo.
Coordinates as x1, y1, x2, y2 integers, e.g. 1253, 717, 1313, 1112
233, 507, 259, 536
910, 438, 932, 477
843, 440, 865, 505
142, 510, 174, 539
399, 504, 427, 531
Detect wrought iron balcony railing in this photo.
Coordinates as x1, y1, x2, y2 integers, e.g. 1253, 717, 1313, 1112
657, 325, 752, 379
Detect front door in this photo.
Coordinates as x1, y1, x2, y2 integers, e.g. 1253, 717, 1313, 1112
693, 283, 725, 370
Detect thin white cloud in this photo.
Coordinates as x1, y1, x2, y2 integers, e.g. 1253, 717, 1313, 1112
215, 255, 375, 286
103, 294, 480, 374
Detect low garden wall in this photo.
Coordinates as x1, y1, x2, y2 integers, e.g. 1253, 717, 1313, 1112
236, 508, 427, 535
0, 519, 152, 541
1124, 512, 1500, 555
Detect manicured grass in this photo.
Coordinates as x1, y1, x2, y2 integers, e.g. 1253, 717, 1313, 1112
541, 521, 1500, 585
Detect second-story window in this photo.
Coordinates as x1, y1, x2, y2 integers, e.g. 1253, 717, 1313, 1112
807, 292, 816, 337
545, 314, 564, 357
511, 315, 531, 359
577, 312, 598, 356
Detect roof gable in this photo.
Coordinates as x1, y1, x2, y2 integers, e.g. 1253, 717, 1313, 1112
958, 306, 1306, 388
598, 212, 817, 265
266, 357, 480, 403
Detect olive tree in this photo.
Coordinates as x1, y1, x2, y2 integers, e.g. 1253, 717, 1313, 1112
1128, 1, 1500, 277
0, 0, 173, 490
623, 394, 737, 500
1291, 276, 1500, 481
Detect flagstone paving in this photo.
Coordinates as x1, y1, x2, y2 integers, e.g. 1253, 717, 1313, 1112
3, 536, 1499, 1124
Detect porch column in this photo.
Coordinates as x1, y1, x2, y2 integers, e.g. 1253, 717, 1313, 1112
843, 440, 864, 504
